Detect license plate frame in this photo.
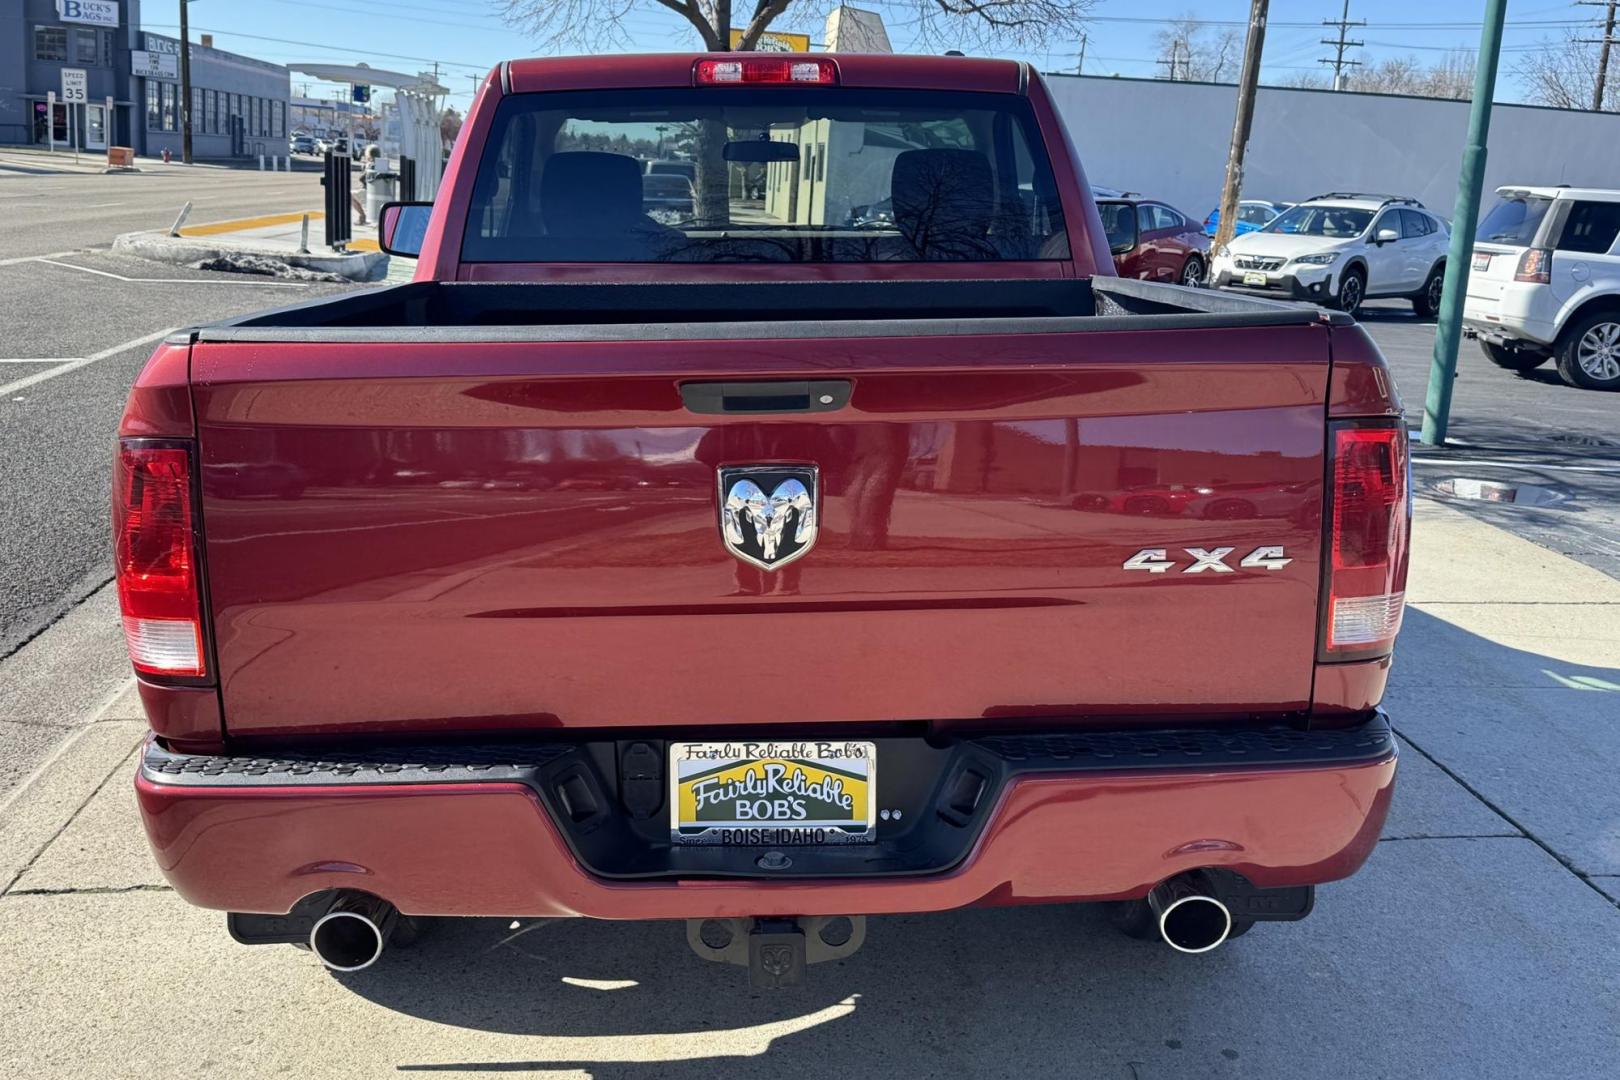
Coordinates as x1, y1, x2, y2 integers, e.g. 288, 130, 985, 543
669, 741, 877, 846
1242, 271, 1269, 287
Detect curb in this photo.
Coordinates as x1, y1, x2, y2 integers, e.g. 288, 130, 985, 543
112, 229, 387, 283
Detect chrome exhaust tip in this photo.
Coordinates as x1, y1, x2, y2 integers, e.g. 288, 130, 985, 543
1148, 874, 1233, 954
309, 894, 398, 971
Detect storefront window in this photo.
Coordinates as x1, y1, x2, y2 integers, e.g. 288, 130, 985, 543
146, 83, 161, 131
160, 84, 177, 132
75, 28, 98, 64
272, 101, 284, 138
35, 26, 68, 61
207, 91, 219, 135
192, 87, 203, 134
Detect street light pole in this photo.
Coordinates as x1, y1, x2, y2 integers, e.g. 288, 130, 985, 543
1211, 0, 1268, 259
1421, 0, 1508, 446
179, 0, 194, 164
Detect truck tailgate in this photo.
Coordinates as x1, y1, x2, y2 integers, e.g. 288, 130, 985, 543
192, 324, 1331, 737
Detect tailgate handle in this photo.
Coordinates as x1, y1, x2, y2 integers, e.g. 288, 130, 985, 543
681, 380, 851, 415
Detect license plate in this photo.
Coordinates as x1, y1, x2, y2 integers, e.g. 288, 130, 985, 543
1243, 271, 1268, 287
1473, 252, 1491, 270
670, 741, 876, 845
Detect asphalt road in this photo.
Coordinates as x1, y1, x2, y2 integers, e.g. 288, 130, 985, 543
1358, 299, 1620, 580
0, 166, 357, 659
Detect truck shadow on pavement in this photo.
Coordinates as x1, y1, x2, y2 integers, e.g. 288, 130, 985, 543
321, 607, 1618, 1079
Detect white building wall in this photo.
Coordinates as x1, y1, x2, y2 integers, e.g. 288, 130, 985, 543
1044, 74, 1620, 225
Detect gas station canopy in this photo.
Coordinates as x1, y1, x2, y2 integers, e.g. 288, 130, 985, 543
286, 63, 448, 97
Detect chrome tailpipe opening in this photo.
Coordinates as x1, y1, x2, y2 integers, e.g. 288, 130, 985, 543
309, 893, 398, 971
1147, 873, 1233, 954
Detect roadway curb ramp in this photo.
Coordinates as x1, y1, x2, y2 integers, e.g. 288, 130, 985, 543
112, 230, 387, 283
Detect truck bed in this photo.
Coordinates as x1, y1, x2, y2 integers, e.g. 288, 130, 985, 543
196, 277, 1343, 341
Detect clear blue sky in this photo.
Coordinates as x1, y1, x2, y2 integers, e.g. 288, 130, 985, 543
140, 0, 1590, 111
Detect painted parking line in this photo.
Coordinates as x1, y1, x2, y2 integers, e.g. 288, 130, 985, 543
0, 327, 177, 399
35, 258, 310, 287
0, 249, 80, 266
178, 210, 324, 237
1411, 454, 1618, 475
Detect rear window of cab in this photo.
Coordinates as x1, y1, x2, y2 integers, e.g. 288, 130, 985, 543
460, 88, 1070, 264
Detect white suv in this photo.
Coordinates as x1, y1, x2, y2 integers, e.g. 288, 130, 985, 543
1211, 193, 1450, 318
1464, 186, 1620, 391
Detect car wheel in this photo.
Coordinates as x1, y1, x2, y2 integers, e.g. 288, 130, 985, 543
1413, 266, 1445, 318
1479, 339, 1550, 372
1555, 311, 1620, 390
1335, 269, 1365, 317
1180, 255, 1206, 287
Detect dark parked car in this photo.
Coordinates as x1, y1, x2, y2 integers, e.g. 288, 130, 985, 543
1098, 196, 1211, 286
643, 172, 696, 222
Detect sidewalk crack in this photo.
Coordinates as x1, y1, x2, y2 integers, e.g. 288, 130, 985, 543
1394, 725, 1620, 911
4, 884, 173, 897
1, 741, 142, 897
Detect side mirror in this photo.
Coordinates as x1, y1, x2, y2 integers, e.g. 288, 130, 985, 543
378, 201, 432, 258
1373, 226, 1399, 244
1111, 240, 1136, 256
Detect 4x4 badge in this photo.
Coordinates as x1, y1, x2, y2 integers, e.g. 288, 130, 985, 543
718, 465, 819, 572
1123, 546, 1291, 574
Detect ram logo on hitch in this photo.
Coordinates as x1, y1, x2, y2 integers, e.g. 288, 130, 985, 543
1123, 546, 1291, 574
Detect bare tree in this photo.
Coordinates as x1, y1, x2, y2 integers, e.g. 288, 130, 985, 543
1153, 13, 1242, 82
497, 0, 1094, 54
1353, 50, 1475, 100
1276, 70, 1329, 89
1515, 31, 1616, 111
439, 107, 463, 149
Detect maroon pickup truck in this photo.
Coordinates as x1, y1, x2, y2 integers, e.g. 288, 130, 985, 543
118, 53, 1409, 985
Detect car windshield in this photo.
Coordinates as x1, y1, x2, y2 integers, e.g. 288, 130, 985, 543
1263, 205, 1373, 237
461, 87, 1069, 264
1476, 194, 1554, 245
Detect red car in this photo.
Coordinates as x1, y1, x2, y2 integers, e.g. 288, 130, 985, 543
1098, 195, 1212, 286
120, 53, 1407, 987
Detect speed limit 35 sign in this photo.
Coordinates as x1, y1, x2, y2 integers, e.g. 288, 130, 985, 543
61, 68, 88, 104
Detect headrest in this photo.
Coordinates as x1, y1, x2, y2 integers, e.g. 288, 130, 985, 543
541, 152, 644, 236
890, 149, 996, 256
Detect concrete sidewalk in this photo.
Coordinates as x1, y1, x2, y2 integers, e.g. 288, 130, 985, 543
114, 208, 392, 283
1, 498, 1615, 1078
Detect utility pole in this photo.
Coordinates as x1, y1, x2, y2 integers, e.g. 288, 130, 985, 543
1078, 31, 1088, 76
1422, 0, 1508, 446
179, 0, 194, 164
1157, 39, 1185, 81
1211, 1, 1268, 259
1578, 1, 1618, 111
1320, 0, 1365, 91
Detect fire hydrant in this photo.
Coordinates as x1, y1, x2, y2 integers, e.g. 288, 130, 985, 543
162, 147, 172, 164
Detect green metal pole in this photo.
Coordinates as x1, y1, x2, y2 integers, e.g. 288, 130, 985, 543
1422, 0, 1509, 446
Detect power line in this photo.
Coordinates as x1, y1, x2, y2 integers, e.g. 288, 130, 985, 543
143, 24, 492, 73
1321, 0, 1366, 91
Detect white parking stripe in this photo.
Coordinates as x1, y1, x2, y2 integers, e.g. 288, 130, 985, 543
36, 258, 310, 287
0, 249, 79, 266
0, 327, 177, 399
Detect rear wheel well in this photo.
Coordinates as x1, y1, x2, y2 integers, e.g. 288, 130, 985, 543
1558, 294, 1620, 340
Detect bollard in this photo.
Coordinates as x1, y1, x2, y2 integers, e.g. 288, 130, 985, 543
258, 154, 265, 171
298, 213, 310, 254
169, 201, 194, 238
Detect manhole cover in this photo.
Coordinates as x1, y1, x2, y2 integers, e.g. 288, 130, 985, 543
1431, 478, 1569, 507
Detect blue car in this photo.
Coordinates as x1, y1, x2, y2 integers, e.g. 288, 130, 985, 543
1203, 199, 1289, 237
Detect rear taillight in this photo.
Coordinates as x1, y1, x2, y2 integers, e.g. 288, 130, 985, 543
694, 58, 838, 85
113, 440, 206, 678
1323, 423, 1410, 658
1514, 247, 1552, 283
